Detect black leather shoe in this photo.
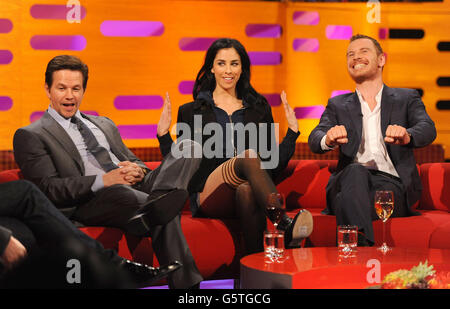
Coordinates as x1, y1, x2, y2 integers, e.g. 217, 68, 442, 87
119, 260, 182, 285
126, 189, 188, 233
282, 209, 313, 248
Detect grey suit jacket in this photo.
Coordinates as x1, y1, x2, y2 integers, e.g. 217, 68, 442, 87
308, 85, 437, 211
13, 111, 150, 217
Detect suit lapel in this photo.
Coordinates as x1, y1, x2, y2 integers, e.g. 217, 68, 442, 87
344, 93, 363, 148
83, 114, 127, 161
41, 112, 85, 174
380, 85, 395, 138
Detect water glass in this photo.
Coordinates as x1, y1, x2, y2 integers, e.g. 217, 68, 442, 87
264, 230, 285, 261
337, 225, 358, 256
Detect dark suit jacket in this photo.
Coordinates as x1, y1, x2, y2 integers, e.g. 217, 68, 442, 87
308, 85, 436, 212
0, 225, 12, 257
158, 91, 299, 194
13, 111, 150, 217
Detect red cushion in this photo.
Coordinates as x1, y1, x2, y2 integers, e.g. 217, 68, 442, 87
79, 227, 133, 261
429, 221, 450, 249
180, 216, 240, 278
0, 169, 22, 184
372, 210, 450, 248
418, 163, 450, 211
145, 162, 161, 170
299, 209, 337, 247
276, 160, 336, 210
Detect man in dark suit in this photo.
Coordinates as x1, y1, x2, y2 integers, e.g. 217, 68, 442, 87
0, 180, 182, 288
13, 55, 203, 288
308, 34, 436, 245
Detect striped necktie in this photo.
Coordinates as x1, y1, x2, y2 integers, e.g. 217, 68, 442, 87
71, 116, 118, 172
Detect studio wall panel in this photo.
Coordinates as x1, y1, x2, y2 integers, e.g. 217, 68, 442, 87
0, 0, 449, 158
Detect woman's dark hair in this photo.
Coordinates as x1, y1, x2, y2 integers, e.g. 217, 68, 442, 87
192, 38, 266, 105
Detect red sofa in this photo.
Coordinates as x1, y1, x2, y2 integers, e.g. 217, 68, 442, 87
1, 160, 449, 281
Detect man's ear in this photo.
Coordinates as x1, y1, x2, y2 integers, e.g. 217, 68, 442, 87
44, 83, 51, 99
378, 53, 386, 68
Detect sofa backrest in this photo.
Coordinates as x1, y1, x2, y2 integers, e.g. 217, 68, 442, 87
2, 161, 448, 213
274, 160, 337, 210
275, 161, 450, 213
144, 162, 161, 170
418, 163, 450, 212
0, 169, 21, 184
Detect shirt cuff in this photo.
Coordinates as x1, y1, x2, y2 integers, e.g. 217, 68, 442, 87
90, 175, 104, 192
157, 132, 173, 145
284, 128, 300, 143
320, 135, 335, 151
406, 129, 414, 146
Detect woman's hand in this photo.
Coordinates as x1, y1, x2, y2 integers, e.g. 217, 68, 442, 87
157, 92, 172, 137
281, 90, 298, 133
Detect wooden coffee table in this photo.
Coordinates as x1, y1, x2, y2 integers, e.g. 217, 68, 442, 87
240, 247, 450, 289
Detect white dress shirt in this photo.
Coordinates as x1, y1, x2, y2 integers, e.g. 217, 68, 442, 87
321, 86, 399, 177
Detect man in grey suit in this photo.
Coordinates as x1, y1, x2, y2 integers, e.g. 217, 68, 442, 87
308, 34, 436, 246
13, 55, 203, 288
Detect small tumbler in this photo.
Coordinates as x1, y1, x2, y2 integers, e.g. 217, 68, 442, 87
337, 225, 358, 256
264, 230, 285, 260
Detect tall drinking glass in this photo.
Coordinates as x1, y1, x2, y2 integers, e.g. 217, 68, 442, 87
266, 192, 285, 230
374, 190, 394, 253
265, 193, 286, 261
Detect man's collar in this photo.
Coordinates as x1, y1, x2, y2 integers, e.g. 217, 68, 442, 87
47, 105, 82, 129
355, 84, 384, 105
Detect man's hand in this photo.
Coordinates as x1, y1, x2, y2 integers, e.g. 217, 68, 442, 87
103, 166, 135, 187
280, 90, 299, 133
384, 125, 411, 145
1, 236, 27, 270
118, 161, 145, 185
325, 125, 348, 147
157, 92, 172, 137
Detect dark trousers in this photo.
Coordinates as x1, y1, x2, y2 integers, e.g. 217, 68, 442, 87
326, 163, 409, 245
0, 180, 120, 263
72, 139, 203, 288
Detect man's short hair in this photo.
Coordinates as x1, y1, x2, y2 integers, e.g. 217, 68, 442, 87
45, 55, 89, 90
350, 34, 384, 56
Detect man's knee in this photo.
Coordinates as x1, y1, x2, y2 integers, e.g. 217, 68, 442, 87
100, 185, 144, 212
13, 180, 39, 196
338, 163, 370, 185
332, 164, 371, 202
342, 163, 368, 176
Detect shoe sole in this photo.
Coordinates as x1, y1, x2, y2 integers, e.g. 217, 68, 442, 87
288, 209, 313, 247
